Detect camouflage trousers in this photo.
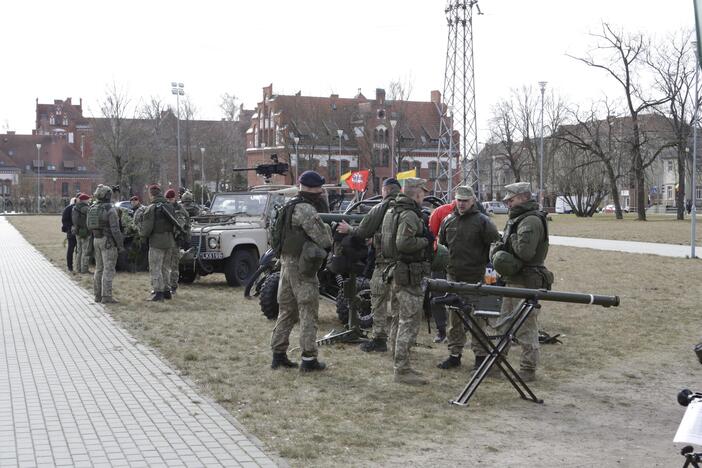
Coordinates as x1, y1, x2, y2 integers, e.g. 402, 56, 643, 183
75, 236, 91, 273
271, 260, 319, 358
166, 247, 181, 290
495, 280, 540, 371
369, 263, 392, 340
446, 273, 490, 357
388, 281, 423, 374
148, 247, 171, 293
93, 237, 118, 299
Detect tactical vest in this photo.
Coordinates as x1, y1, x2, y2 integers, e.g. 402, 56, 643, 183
280, 198, 310, 257
504, 210, 549, 267
381, 203, 427, 265
371, 197, 395, 263
87, 203, 110, 231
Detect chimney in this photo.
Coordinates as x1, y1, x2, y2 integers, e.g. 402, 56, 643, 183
263, 83, 273, 100
376, 88, 385, 105
431, 90, 441, 105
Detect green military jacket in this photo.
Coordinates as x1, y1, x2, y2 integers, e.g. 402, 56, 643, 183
348, 188, 399, 264
71, 201, 90, 238
140, 196, 177, 249
439, 203, 499, 280
502, 199, 549, 285
174, 202, 191, 242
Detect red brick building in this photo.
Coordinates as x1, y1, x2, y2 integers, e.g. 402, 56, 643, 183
245, 84, 456, 194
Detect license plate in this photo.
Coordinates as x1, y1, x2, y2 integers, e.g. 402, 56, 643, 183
199, 252, 224, 260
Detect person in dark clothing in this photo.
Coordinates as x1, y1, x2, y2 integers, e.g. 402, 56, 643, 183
61, 197, 77, 272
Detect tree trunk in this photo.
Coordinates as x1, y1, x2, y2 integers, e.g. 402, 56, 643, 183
605, 163, 624, 220
676, 147, 686, 220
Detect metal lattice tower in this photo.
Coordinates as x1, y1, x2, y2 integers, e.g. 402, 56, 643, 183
435, 0, 481, 201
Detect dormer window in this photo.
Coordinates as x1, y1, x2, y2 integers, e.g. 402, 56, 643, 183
62, 117, 68, 126
49, 115, 55, 125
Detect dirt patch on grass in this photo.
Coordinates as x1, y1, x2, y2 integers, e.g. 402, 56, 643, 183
8, 215, 702, 467
490, 213, 702, 245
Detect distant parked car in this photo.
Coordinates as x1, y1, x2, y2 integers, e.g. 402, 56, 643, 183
602, 204, 629, 214
482, 201, 508, 214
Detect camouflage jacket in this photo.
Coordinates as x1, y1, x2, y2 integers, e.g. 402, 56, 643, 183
281, 202, 332, 262
348, 188, 399, 264
381, 192, 429, 264
501, 199, 549, 284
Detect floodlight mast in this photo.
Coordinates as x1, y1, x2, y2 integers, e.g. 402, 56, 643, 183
435, 0, 482, 202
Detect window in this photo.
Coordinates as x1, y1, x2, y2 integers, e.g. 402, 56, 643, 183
49, 115, 55, 125
74, 183, 81, 194
429, 161, 438, 179
329, 160, 339, 180
666, 185, 673, 200
47, 165, 56, 171
400, 160, 410, 172
667, 161, 674, 172
381, 149, 389, 167
78, 166, 86, 172
697, 187, 702, 200
62, 183, 69, 197
413, 161, 422, 175
340, 160, 350, 174
62, 117, 68, 126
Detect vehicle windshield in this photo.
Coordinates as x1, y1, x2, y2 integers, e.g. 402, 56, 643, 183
208, 193, 269, 216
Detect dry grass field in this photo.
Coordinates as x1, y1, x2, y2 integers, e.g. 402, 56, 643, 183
491, 212, 702, 245
8, 214, 702, 467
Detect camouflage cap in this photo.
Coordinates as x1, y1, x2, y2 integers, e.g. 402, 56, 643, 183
454, 185, 475, 200
181, 191, 194, 202
403, 177, 430, 192
502, 182, 532, 202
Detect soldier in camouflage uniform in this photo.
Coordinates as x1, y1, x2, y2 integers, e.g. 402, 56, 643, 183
337, 177, 401, 352
88, 185, 124, 303
71, 193, 92, 274
180, 191, 201, 218
381, 178, 433, 385
491, 182, 551, 382
165, 188, 190, 296
270, 171, 333, 372
436, 186, 500, 371
141, 185, 177, 301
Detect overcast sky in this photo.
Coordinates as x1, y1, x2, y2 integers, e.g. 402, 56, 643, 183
1, 0, 695, 139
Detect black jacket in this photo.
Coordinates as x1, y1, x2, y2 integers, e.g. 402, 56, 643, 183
61, 204, 74, 235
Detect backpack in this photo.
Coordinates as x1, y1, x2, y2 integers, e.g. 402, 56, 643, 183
86, 204, 107, 230
268, 196, 308, 257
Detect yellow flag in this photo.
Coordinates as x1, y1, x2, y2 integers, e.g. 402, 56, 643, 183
340, 171, 352, 182
396, 168, 417, 180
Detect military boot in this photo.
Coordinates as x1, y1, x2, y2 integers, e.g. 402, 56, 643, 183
518, 369, 536, 382
359, 338, 387, 353
150, 291, 165, 302
94, 295, 102, 303
394, 370, 429, 385
437, 354, 462, 369
163, 290, 172, 300
300, 358, 326, 373
101, 296, 119, 304
271, 353, 298, 369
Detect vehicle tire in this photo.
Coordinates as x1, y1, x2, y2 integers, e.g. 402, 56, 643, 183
259, 271, 280, 320
224, 248, 258, 287
336, 277, 372, 328
179, 268, 196, 284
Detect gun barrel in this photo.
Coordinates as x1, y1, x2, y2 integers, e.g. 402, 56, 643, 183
426, 279, 619, 308
231, 167, 258, 172
319, 213, 366, 225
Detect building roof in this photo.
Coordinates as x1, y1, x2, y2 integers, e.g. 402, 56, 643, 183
0, 133, 96, 175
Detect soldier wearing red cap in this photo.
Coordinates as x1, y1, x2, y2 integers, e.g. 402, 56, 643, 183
71, 193, 92, 274
141, 184, 177, 301
165, 188, 190, 295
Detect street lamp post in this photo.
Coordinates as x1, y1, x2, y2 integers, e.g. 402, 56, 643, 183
293, 136, 300, 183
692, 42, 699, 258
171, 82, 185, 188
36, 143, 41, 213
199, 147, 205, 205
337, 129, 343, 181
389, 119, 397, 176
538, 81, 547, 208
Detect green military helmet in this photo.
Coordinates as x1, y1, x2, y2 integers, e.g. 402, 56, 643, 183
94, 184, 112, 201
431, 243, 449, 272
181, 191, 194, 202
492, 250, 523, 277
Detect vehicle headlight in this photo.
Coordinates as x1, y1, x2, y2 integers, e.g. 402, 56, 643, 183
207, 237, 219, 250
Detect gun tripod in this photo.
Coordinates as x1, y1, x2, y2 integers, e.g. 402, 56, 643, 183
434, 294, 543, 407
317, 271, 368, 346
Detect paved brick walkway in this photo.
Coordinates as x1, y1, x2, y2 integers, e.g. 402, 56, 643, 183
0, 217, 279, 468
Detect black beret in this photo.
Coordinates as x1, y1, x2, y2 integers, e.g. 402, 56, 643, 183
383, 177, 401, 188
298, 170, 325, 188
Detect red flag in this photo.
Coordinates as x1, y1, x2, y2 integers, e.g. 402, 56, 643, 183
344, 170, 369, 191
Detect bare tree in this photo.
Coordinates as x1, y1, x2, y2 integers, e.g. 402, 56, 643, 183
557, 101, 629, 218
552, 142, 609, 217
92, 83, 142, 199
139, 97, 170, 187
220, 93, 240, 122
488, 99, 526, 182
648, 30, 698, 220
570, 23, 671, 220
